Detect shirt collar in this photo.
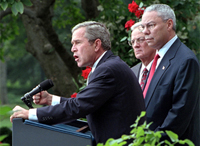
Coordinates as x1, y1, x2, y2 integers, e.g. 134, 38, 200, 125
140, 60, 153, 75
91, 51, 107, 73
157, 35, 178, 58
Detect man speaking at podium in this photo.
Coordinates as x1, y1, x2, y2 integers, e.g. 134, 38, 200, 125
10, 21, 145, 144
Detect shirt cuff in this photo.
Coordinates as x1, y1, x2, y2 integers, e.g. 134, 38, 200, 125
28, 95, 60, 121
51, 95, 61, 105
29, 108, 38, 121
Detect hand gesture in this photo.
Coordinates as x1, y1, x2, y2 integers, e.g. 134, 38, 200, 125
33, 91, 52, 106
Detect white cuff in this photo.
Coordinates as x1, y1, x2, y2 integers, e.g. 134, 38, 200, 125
28, 95, 60, 121
51, 95, 61, 105
29, 108, 38, 121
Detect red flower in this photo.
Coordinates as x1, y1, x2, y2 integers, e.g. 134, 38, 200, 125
135, 8, 144, 19
128, 1, 139, 13
81, 66, 92, 79
125, 19, 135, 31
71, 92, 77, 98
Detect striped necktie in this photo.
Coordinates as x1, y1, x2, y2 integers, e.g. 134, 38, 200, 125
140, 68, 148, 90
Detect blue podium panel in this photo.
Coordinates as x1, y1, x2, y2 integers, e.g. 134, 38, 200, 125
12, 118, 95, 146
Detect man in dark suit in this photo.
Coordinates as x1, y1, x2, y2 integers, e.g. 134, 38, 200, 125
130, 22, 156, 89
10, 21, 145, 144
139, 4, 200, 145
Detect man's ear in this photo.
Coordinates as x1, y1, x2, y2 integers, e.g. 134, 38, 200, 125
94, 39, 102, 52
167, 19, 173, 30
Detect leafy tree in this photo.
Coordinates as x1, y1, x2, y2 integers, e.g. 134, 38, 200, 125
0, 0, 86, 97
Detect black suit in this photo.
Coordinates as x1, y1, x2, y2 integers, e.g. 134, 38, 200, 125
37, 50, 146, 144
144, 38, 200, 145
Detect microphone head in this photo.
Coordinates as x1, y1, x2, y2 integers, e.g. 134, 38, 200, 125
40, 79, 54, 90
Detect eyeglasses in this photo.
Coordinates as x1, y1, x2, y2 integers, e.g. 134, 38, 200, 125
138, 22, 156, 32
128, 37, 145, 46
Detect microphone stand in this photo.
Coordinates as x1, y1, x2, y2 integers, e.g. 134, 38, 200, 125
21, 94, 34, 109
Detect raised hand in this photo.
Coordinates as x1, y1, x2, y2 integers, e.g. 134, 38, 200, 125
33, 91, 53, 106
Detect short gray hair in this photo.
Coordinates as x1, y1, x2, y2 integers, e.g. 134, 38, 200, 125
131, 22, 142, 31
72, 21, 111, 50
144, 4, 176, 31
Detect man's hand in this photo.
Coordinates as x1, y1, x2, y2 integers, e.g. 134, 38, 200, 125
10, 106, 29, 122
33, 91, 52, 105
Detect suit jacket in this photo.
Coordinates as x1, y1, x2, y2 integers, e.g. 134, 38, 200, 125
144, 38, 200, 145
37, 50, 146, 144
131, 62, 142, 80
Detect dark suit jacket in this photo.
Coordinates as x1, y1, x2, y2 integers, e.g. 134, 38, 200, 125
144, 38, 200, 145
131, 62, 142, 80
37, 50, 146, 144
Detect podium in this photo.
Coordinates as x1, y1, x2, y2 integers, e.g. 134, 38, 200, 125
12, 118, 95, 146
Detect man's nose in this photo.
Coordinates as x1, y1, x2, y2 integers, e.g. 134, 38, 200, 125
71, 44, 76, 52
133, 41, 139, 48
142, 26, 150, 35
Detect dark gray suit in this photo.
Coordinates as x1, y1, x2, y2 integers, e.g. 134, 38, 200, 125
144, 38, 200, 145
36, 50, 146, 144
131, 62, 142, 80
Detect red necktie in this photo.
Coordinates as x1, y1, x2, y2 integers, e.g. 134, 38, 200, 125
140, 68, 148, 90
143, 54, 160, 98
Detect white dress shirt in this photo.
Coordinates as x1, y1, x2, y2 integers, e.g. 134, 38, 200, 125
156, 35, 178, 68
139, 60, 153, 83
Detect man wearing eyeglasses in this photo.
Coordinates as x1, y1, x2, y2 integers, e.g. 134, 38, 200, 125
139, 4, 200, 145
130, 22, 156, 90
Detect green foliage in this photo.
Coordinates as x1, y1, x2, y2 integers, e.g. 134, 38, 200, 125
95, 0, 200, 65
0, 15, 19, 61
20, 0, 32, 6
0, 104, 12, 145
1, 15, 43, 90
0, 1, 8, 10
1, 16, 45, 98
97, 111, 194, 146
0, 100, 12, 145
72, 67, 91, 93
0, 105, 12, 121
53, 0, 86, 50
0, 16, 19, 41
0, 127, 12, 146
0, 135, 8, 141
76, 73, 87, 92
72, 73, 87, 93
95, 0, 139, 67
0, 135, 10, 146
0, 0, 32, 15
0, 49, 4, 61
11, 1, 24, 15
53, 0, 85, 29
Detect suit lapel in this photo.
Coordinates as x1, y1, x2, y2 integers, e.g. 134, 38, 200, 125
133, 63, 142, 79
145, 38, 181, 108
96, 50, 113, 68
88, 50, 113, 83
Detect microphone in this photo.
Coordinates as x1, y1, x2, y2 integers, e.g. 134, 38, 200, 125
21, 79, 54, 108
